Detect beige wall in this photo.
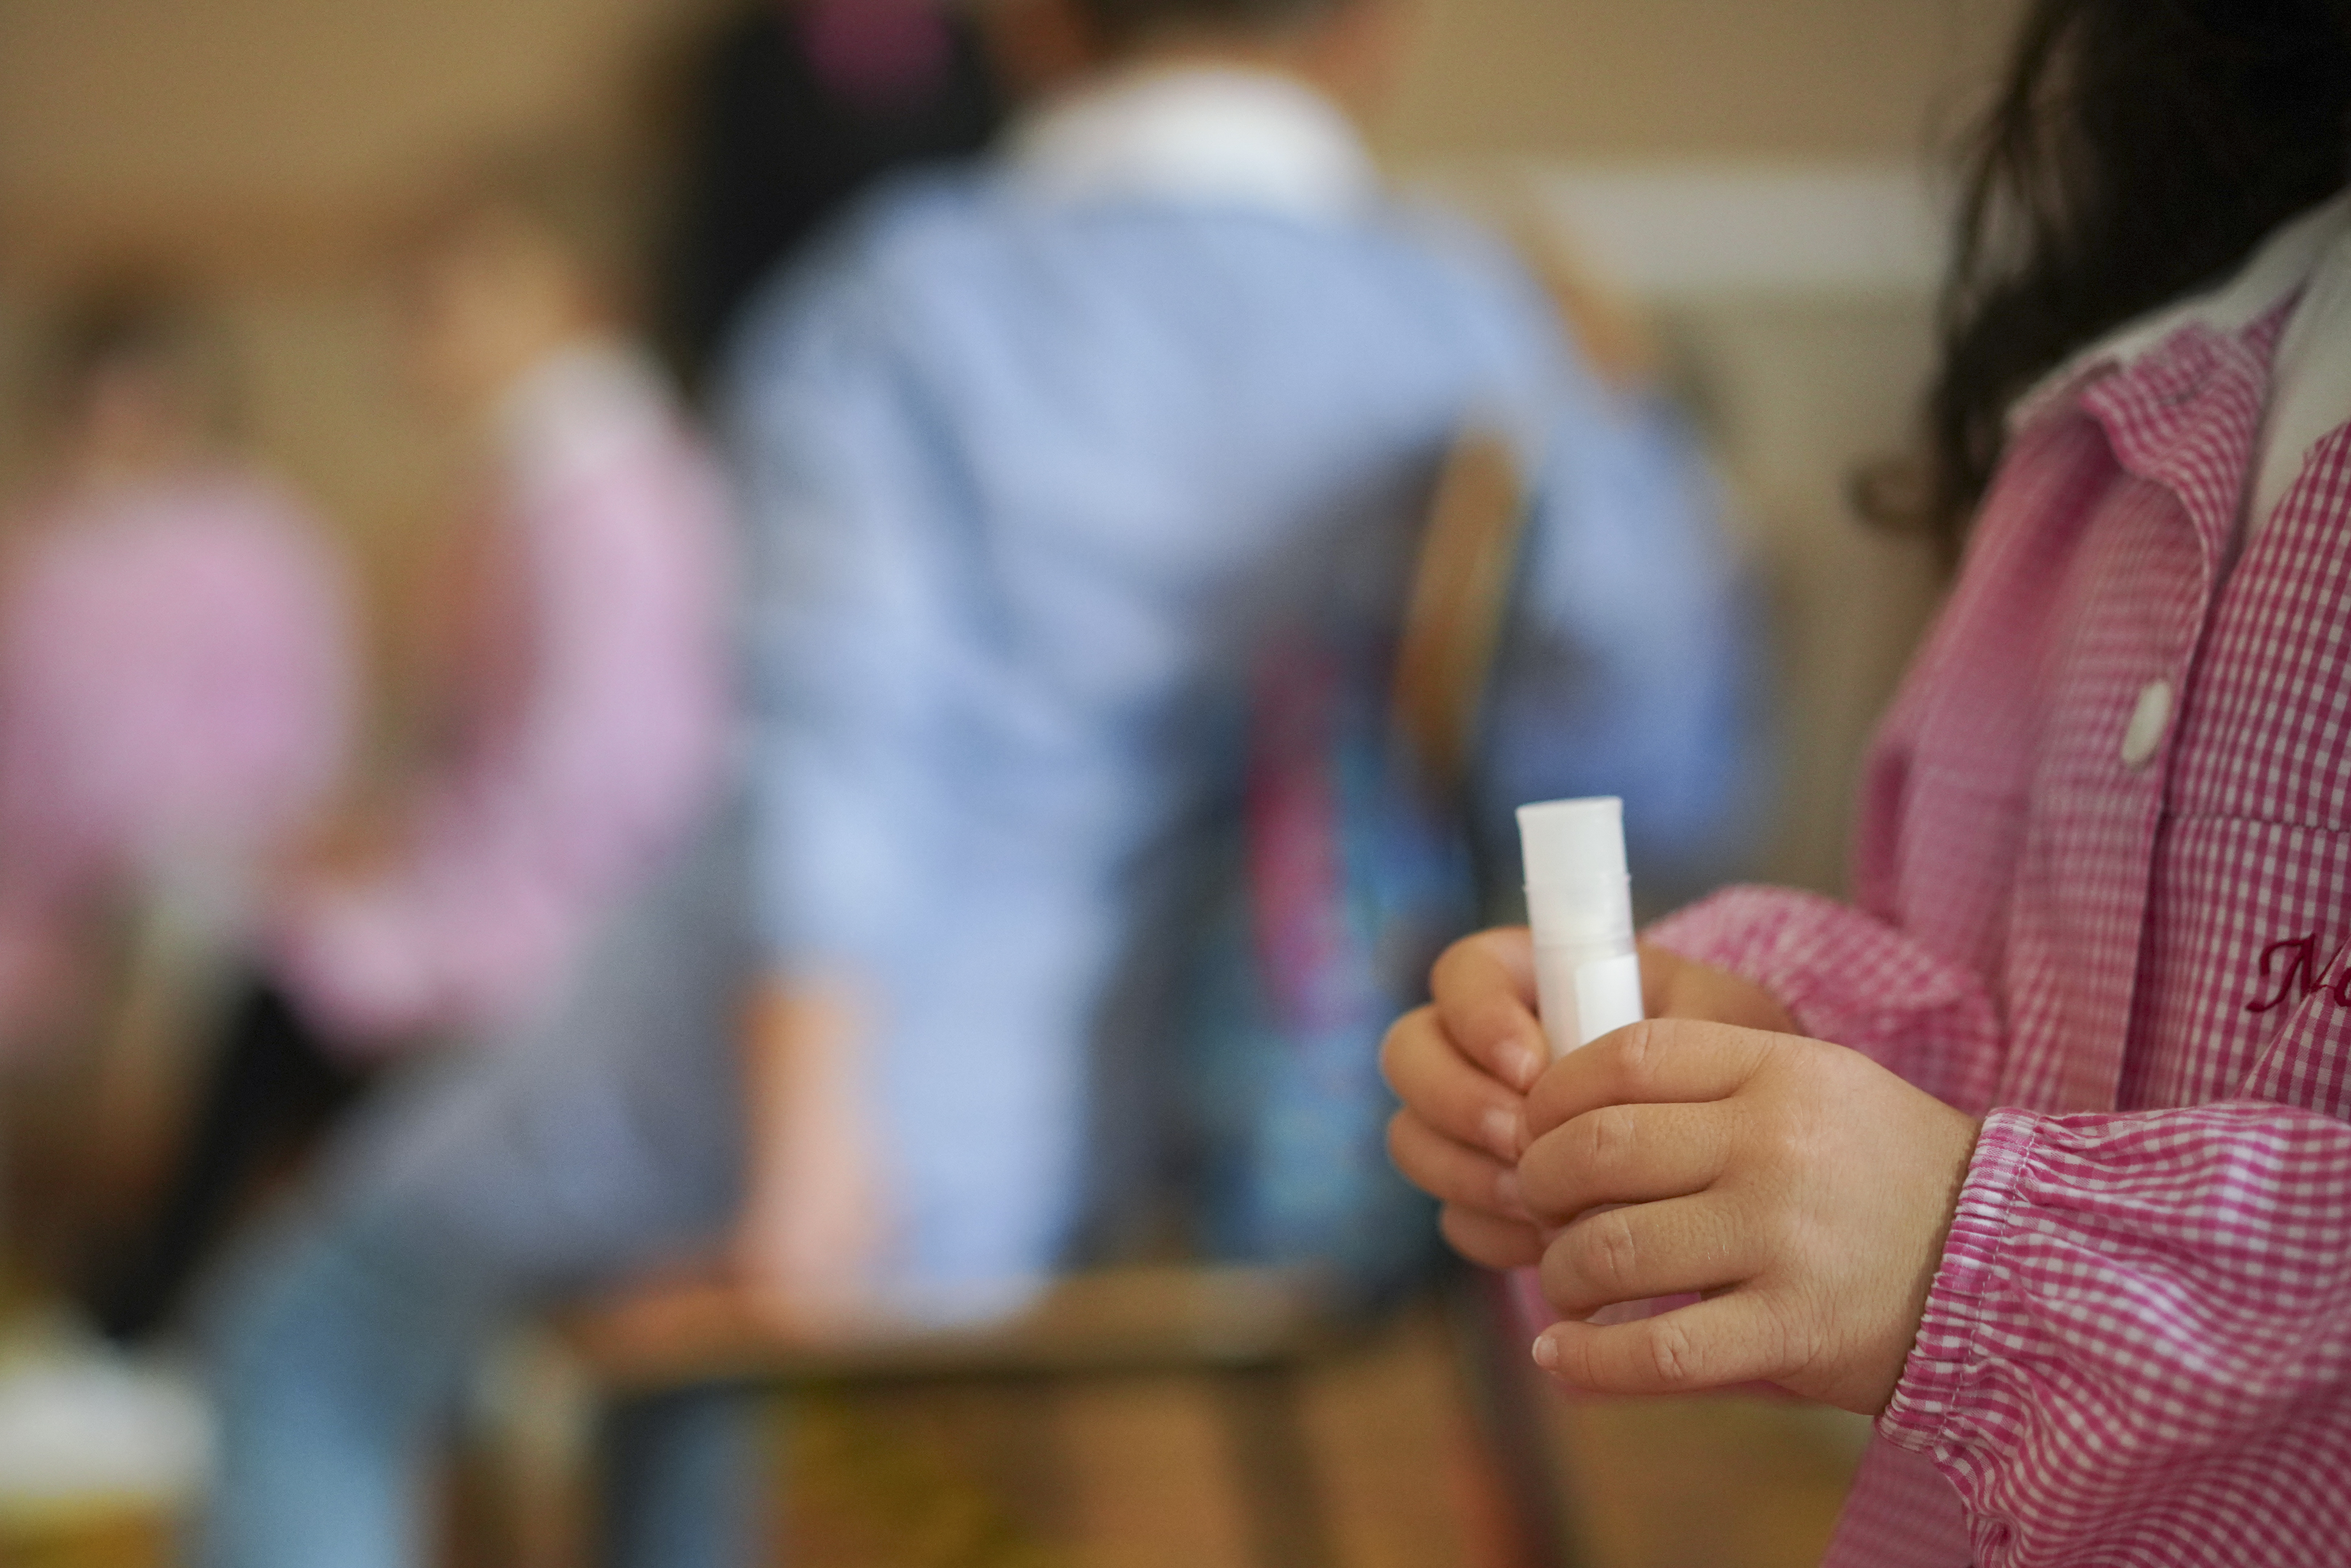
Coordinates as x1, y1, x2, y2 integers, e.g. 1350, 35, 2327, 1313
0, 0, 726, 278
1386, 0, 2021, 161
0, 0, 2024, 263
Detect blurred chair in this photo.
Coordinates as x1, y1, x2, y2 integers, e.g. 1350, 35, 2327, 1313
492, 430, 1589, 1568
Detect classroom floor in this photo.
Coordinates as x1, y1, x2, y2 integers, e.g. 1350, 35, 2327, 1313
3, 1298, 1866, 1568
767, 1302, 1867, 1568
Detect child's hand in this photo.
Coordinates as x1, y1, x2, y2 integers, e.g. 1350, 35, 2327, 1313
1639, 943, 1799, 1036
731, 979, 890, 1333
731, 1107, 887, 1332
1382, 928, 1550, 1269
1518, 1019, 1979, 1414
1381, 929, 1799, 1270
282, 802, 399, 887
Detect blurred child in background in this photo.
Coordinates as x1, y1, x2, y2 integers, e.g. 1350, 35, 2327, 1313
722, 0, 1750, 1324
0, 278, 349, 1532
87, 151, 735, 1343
0, 281, 353, 1060
278, 151, 733, 1054
193, 2, 1751, 1563
664, 0, 1002, 394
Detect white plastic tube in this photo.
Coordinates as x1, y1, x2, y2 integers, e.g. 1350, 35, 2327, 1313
1517, 797, 1644, 1060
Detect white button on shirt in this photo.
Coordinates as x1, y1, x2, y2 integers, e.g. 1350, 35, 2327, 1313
2121, 679, 2175, 768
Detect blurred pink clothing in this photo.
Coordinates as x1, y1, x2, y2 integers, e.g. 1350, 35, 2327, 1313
272, 343, 734, 1049
0, 467, 355, 1022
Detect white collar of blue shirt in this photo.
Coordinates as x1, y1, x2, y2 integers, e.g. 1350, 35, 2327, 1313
2009, 187, 2351, 537
1006, 63, 1380, 222
493, 337, 672, 453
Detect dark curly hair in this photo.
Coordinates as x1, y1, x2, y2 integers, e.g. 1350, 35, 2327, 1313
1895, 0, 2351, 550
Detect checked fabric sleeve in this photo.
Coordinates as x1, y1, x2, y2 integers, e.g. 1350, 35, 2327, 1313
1650, 884, 2351, 1567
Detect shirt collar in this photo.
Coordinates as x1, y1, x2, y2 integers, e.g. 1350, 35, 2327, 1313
493, 337, 669, 452
2012, 190, 2351, 428
1005, 64, 1380, 222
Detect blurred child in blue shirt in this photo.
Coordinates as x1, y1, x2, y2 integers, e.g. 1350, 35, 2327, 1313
725, 0, 1752, 1323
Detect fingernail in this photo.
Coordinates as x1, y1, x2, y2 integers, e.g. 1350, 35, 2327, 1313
1482, 1107, 1521, 1159
1502, 1042, 1543, 1090
1531, 1334, 1560, 1371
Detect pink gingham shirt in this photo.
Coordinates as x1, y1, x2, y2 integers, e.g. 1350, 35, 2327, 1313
272, 344, 733, 1046
1648, 198, 2351, 1566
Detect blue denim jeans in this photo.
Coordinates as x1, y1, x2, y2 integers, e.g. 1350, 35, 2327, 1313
197, 810, 761, 1568
197, 1203, 764, 1568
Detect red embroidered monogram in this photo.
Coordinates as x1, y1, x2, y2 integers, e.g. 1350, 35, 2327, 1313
1646, 295, 2351, 1567
2245, 933, 2351, 1015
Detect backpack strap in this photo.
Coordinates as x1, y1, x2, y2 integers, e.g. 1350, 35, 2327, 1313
1389, 428, 1529, 797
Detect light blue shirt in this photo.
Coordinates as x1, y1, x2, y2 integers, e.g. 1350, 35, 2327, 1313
722, 69, 1752, 1315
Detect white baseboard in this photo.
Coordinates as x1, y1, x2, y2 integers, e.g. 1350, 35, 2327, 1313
1415, 160, 1950, 301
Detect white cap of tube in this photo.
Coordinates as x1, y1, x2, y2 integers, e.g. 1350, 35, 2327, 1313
1519, 796, 1642, 1058
1518, 797, 1633, 946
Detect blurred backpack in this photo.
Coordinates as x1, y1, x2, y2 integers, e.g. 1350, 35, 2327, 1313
1182, 432, 1529, 1304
